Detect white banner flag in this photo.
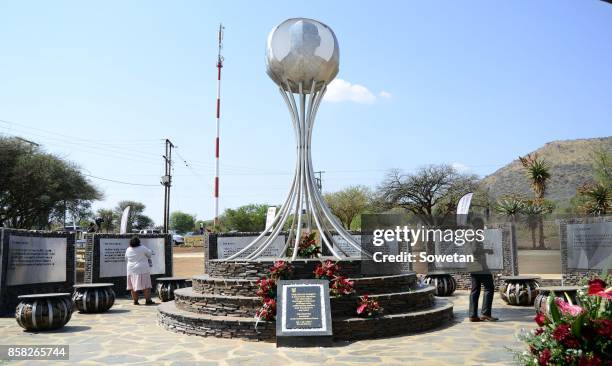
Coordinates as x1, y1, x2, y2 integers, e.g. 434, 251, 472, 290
456, 193, 473, 226
120, 206, 131, 234
265, 206, 277, 232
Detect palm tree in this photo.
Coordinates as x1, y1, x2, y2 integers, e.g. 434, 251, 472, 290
577, 183, 611, 216
519, 153, 551, 249
496, 196, 525, 275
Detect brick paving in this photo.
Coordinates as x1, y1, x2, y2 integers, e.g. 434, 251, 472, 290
0, 290, 535, 365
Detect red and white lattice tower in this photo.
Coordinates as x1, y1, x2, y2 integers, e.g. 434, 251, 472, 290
213, 23, 224, 227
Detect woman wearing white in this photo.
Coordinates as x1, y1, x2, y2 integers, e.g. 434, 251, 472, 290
125, 236, 155, 305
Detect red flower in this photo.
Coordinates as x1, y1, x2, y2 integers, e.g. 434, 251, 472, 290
579, 355, 602, 366
562, 336, 580, 349
587, 279, 606, 295
552, 324, 571, 341
356, 303, 367, 315
534, 328, 544, 336
538, 349, 552, 366
593, 319, 612, 339
535, 312, 547, 327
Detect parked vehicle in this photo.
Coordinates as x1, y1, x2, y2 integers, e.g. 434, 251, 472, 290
169, 230, 184, 245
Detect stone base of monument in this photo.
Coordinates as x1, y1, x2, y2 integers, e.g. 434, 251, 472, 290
157, 259, 454, 342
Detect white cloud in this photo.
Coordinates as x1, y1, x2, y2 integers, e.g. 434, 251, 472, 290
452, 162, 472, 174
324, 79, 386, 104
379, 91, 392, 99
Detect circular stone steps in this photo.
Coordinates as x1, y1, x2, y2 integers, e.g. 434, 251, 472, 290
191, 272, 418, 297
157, 298, 453, 342
173, 286, 436, 318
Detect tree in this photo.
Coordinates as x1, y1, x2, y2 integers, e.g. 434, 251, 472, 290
96, 208, 116, 233
222, 204, 268, 232
592, 147, 612, 188
170, 211, 196, 233
376, 165, 480, 225
495, 195, 524, 276
576, 183, 611, 216
519, 153, 551, 249
570, 148, 612, 216
0, 137, 102, 229
324, 186, 371, 229
114, 200, 153, 232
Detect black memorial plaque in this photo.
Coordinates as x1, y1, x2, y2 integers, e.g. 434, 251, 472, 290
276, 279, 332, 347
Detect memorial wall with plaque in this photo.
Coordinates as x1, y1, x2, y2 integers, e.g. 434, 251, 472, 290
566, 221, 612, 270
0, 229, 75, 315
84, 233, 173, 295
276, 279, 332, 347
207, 232, 288, 260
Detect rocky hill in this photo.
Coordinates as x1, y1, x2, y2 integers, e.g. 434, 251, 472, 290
481, 136, 612, 208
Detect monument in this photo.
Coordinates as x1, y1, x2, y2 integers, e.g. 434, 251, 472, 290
158, 18, 454, 342
0, 229, 75, 315
83, 233, 173, 294
224, 18, 364, 261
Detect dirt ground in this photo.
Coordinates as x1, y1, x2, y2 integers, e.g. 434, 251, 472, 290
169, 248, 562, 279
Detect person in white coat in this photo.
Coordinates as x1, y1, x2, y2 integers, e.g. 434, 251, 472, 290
125, 236, 155, 305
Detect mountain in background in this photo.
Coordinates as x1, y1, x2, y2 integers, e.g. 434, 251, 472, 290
481, 136, 612, 209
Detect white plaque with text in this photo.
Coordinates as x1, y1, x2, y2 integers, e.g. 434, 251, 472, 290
6, 236, 67, 286
567, 222, 612, 270
217, 236, 286, 259
99, 238, 165, 277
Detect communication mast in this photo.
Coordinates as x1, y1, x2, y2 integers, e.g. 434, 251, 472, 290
213, 23, 224, 228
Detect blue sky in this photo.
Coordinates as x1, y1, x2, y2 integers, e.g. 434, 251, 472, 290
1, 1, 611, 224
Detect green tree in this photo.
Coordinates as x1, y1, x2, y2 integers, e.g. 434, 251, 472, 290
592, 147, 612, 188
324, 186, 371, 229
170, 211, 196, 233
0, 137, 102, 229
519, 153, 551, 249
114, 200, 153, 232
96, 208, 116, 233
222, 204, 268, 232
376, 165, 480, 225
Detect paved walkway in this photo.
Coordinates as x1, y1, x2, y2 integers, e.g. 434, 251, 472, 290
0, 291, 534, 365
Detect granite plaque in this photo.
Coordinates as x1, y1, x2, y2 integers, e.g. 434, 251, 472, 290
567, 222, 612, 270
433, 229, 503, 271
6, 235, 67, 286
276, 279, 332, 347
331, 234, 361, 257
217, 235, 286, 259
99, 238, 165, 277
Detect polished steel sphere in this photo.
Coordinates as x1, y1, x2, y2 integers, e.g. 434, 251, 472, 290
266, 18, 339, 93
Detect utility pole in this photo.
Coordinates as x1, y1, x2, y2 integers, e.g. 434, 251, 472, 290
314, 171, 324, 192
161, 139, 175, 233
213, 23, 224, 228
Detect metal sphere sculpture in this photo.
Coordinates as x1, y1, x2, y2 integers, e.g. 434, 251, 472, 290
266, 18, 339, 93
225, 18, 364, 261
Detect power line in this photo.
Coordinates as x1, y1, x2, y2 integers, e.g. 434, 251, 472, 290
83, 173, 159, 187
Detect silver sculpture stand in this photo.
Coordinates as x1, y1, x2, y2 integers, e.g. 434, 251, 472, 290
225, 81, 365, 261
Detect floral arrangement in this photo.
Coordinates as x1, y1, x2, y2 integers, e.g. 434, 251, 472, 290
255, 297, 276, 322
255, 277, 277, 300
314, 260, 340, 280
356, 295, 383, 318
254, 261, 295, 325
313, 260, 355, 297
514, 276, 611, 365
331, 276, 355, 297
269, 260, 294, 280
297, 232, 321, 258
